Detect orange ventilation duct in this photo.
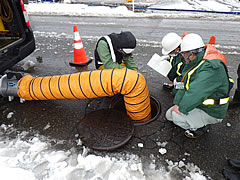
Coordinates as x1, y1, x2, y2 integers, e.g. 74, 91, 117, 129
17, 68, 151, 122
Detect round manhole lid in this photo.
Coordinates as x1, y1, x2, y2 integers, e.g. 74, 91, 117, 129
78, 109, 134, 151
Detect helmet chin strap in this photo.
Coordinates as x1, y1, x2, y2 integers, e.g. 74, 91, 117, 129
186, 52, 193, 62
169, 49, 180, 57
169, 54, 178, 57
181, 51, 193, 63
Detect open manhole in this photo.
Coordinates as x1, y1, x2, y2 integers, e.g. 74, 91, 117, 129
78, 109, 134, 151
110, 95, 161, 126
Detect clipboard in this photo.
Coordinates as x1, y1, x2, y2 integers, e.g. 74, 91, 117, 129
147, 53, 172, 77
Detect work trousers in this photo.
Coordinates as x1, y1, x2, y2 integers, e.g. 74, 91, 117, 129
166, 107, 223, 130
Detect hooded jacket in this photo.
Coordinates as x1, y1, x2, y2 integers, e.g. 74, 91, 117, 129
173, 45, 230, 119
94, 31, 138, 70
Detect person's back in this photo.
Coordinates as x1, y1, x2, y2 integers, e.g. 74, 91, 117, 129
94, 31, 138, 71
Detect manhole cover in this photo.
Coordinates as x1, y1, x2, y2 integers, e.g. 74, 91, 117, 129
78, 109, 134, 151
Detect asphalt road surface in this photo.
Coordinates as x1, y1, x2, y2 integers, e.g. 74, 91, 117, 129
1, 15, 240, 179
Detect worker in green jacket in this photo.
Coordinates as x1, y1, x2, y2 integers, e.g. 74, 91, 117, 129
161, 32, 186, 90
94, 31, 138, 71
166, 33, 230, 138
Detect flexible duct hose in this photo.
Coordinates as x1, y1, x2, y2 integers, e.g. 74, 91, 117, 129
17, 68, 151, 122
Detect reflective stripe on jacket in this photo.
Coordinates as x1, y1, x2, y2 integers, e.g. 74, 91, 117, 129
167, 54, 185, 82
94, 36, 138, 71
185, 44, 228, 90
94, 36, 123, 69
173, 47, 229, 119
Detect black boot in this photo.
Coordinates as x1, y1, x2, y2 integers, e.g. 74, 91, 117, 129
228, 159, 240, 170
222, 169, 240, 180
184, 125, 210, 138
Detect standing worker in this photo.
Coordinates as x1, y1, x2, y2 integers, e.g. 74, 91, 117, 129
94, 31, 138, 71
161, 32, 186, 90
166, 33, 231, 138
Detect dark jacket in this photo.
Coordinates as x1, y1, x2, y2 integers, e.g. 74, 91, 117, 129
94, 31, 137, 70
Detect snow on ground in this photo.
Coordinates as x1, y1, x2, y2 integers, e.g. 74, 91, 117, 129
196, 1, 231, 11
2, 1, 239, 179
151, 1, 193, 10
0, 124, 207, 180
26, 3, 135, 17
26, 1, 240, 21
150, 0, 240, 11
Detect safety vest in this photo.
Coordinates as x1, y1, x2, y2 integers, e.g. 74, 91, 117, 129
169, 56, 184, 77
203, 44, 233, 94
94, 36, 123, 69
176, 62, 183, 76
203, 44, 227, 65
185, 45, 230, 105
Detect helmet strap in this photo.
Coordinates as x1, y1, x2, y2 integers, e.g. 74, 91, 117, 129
181, 51, 193, 63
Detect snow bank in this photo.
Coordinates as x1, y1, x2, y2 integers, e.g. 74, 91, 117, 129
0, 124, 207, 179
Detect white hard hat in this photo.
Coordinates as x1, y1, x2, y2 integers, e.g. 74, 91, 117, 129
181, 33, 205, 52
161, 33, 181, 55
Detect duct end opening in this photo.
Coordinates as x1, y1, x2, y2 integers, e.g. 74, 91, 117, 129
110, 95, 161, 126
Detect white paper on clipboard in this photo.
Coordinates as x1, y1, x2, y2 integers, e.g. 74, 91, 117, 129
147, 53, 172, 77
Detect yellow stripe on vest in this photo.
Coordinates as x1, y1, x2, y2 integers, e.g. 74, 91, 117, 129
186, 60, 205, 90
169, 56, 174, 65
176, 62, 183, 76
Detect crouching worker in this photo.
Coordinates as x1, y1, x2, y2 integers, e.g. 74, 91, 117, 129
94, 31, 138, 71
161, 32, 186, 91
166, 33, 231, 138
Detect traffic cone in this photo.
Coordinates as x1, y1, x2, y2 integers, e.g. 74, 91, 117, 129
208, 36, 216, 45
69, 25, 92, 69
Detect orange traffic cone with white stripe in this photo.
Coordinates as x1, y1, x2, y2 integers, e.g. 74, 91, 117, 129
69, 25, 92, 69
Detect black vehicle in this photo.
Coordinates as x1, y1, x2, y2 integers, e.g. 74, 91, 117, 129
0, 0, 35, 74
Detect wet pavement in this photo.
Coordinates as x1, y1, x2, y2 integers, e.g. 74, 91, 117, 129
1, 15, 240, 179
